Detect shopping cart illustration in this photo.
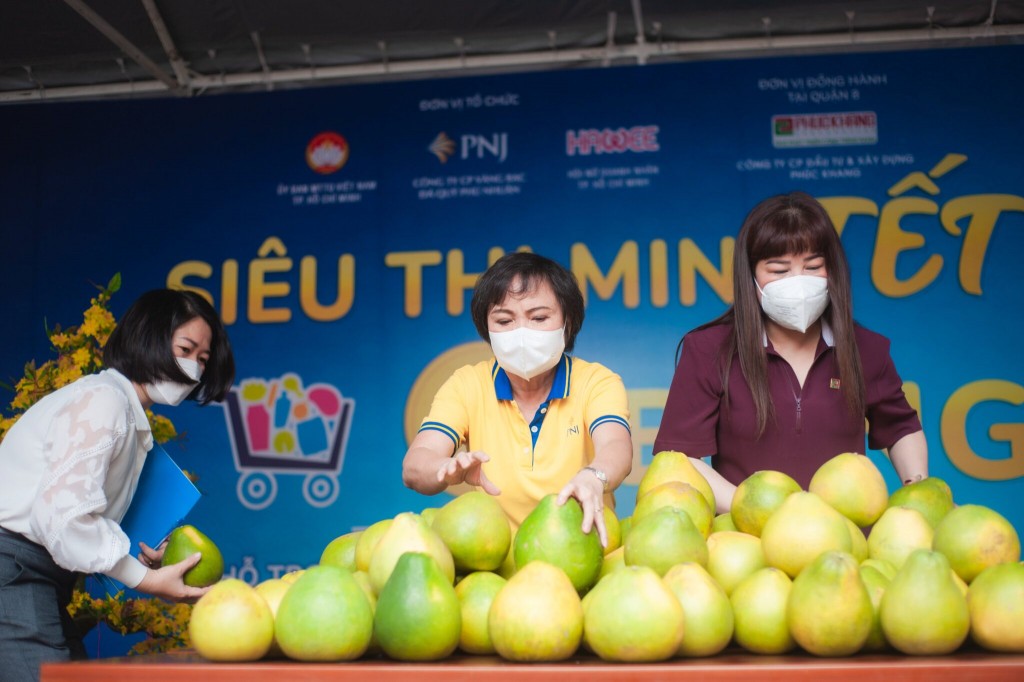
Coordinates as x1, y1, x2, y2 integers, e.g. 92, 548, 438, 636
223, 373, 355, 510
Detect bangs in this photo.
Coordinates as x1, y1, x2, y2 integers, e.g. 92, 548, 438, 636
748, 207, 830, 263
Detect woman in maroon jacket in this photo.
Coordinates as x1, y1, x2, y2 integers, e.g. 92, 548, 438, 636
654, 191, 927, 512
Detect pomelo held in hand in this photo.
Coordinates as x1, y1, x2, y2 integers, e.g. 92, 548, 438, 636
190, 579, 275, 661
162, 524, 224, 587
514, 494, 602, 593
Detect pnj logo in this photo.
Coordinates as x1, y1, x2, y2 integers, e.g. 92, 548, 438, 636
429, 132, 508, 163
565, 125, 660, 156
223, 373, 355, 510
306, 131, 350, 174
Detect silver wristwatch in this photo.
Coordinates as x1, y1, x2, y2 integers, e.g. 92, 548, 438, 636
583, 466, 609, 491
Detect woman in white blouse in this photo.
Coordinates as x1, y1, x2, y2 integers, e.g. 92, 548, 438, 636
0, 289, 234, 680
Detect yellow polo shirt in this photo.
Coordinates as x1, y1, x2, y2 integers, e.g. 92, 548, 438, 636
419, 355, 630, 528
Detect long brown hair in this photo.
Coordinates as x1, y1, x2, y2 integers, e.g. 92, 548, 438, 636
690, 191, 865, 434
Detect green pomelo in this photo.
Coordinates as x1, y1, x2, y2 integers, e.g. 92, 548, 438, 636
730, 567, 795, 654
374, 552, 461, 661
730, 470, 801, 537
163, 524, 224, 588
933, 504, 1021, 584
787, 551, 873, 656
624, 506, 708, 576
880, 549, 969, 655
513, 494, 602, 593
454, 571, 506, 655
583, 565, 684, 662
663, 563, 734, 657
967, 562, 1024, 652
274, 565, 373, 661
319, 530, 362, 571
432, 491, 511, 573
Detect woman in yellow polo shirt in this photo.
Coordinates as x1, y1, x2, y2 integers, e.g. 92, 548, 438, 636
402, 252, 633, 546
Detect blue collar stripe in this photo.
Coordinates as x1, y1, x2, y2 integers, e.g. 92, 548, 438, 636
589, 414, 631, 435
418, 421, 460, 448
491, 355, 573, 402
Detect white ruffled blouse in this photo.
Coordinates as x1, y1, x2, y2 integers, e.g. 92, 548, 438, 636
0, 369, 151, 587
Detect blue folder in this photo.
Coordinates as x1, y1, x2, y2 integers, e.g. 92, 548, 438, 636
98, 443, 201, 593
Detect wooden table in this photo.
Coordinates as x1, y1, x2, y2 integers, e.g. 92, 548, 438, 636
41, 650, 1024, 681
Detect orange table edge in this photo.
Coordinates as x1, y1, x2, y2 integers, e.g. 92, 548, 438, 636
41, 651, 1024, 682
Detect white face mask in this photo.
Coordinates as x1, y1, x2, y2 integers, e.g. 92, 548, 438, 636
144, 357, 202, 406
756, 275, 829, 333
490, 325, 566, 380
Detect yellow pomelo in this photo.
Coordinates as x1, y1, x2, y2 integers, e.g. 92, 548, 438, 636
705, 531, 766, 596
787, 551, 873, 656
162, 524, 225, 587
869, 505, 933, 571
760, 492, 852, 578
274, 565, 374, 661
254, 578, 291, 658
598, 545, 626, 580
513, 495, 603, 593
432, 491, 512, 573
711, 513, 738, 533
454, 571, 506, 654
808, 453, 889, 527
374, 552, 461, 661
844, 516, 869, 562
730, 470, 801, 537
933, 504, 1021, 584
880, 549, 969, 655
602, 507, 622, 554
638, 450, 715, 512
488, 560, 583, 661
319, 530, 362, 571
860, 558, 897, 580
354, 518, 392, 572
280, 569, 305, 585
583, 565, 684, 661
663, 563, 734, 657
633, 481, 713, 538
730, 567, 795, 654
967, 562, 1024, 652
624, 506, 708, 576
887, 477, 955, 529
190, 579, 275, 661
369, 512, 455, 594
858, 564, 890, 652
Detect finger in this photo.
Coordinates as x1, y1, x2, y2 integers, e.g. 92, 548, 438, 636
594, 513, 608, 549
478, 469, 502, 496
555, 484, 573, 506
175, 552, 203, 575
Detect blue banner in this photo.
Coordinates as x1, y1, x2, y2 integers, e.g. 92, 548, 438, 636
2, 44, 1022, 585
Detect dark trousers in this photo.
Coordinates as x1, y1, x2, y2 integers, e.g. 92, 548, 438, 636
0, 528, 86, 682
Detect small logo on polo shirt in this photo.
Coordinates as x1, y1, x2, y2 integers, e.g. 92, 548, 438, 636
830, 378, 841, 389
567, 424, 580, 437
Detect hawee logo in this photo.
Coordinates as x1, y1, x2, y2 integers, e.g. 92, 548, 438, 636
429, 131, 508, 163
306, 131, 350, 174
565, 125, 660, 156
223, 373, 355, 510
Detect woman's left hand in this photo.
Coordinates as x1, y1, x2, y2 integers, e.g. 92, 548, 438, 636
138, 540, 167, 569
556, 471, 607, 548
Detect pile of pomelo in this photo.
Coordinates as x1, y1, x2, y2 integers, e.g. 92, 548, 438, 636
188, 451, 1023, 662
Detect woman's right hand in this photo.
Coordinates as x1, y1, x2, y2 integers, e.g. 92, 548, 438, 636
135, 552, 210, 603
436, 450, 501, 496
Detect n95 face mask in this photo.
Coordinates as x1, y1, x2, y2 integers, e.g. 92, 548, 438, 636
144, 357, 202, 406
756, 275, 829, 333
490, 326, 565, 380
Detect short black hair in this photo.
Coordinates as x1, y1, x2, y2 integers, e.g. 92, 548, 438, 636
104, 289, 235, 405
470, 252, 585, 353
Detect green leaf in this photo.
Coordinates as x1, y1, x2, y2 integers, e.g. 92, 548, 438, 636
107, 272, 122, 293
